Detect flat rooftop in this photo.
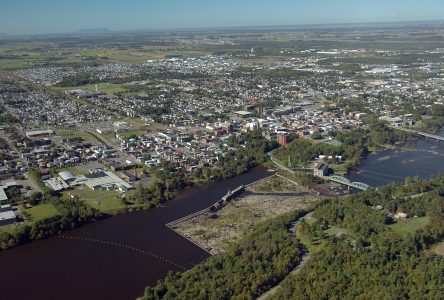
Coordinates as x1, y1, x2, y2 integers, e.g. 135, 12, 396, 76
0, 205, 15, 224
25, 129, 55, 137
84, 170, 133, 191
44, 177, 70, 192
0, 188, 8, 202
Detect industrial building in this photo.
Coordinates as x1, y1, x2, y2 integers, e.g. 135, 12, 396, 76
25, 129, 55, 138
0, 205, 16, 226
78, 169, 133, 192
44, 177, 70, 192
44, 169, 133, 193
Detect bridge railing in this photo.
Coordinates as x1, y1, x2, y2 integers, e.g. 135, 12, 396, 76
327, 175, 370, 190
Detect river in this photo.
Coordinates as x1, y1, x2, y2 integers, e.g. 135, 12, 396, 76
0, 167, 271, 300
348, 137, 444, 186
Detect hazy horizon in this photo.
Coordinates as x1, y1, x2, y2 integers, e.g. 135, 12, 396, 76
1, 0, 444, 35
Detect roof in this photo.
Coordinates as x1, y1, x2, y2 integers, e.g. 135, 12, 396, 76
0, 205, 15, 222
234, 111, 252, 116
315, 162, 329, 171
59, 171, 76, 181
0, 188, 8, 202
84, 171, 133, 191
44, 178, 70, 192
25, 129, 54, 137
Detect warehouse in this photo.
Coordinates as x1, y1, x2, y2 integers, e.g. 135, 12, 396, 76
80, 169, 133, 192
0, 205, 16, 226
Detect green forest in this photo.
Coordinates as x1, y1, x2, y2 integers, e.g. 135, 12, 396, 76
273, 175, 444, 299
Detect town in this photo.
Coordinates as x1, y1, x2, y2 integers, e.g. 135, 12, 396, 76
1, 25, 444, 233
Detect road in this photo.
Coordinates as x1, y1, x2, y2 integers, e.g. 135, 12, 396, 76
257, 213, 313, 300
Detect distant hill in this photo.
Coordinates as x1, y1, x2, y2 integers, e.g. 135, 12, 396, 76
77, 28, 113, 34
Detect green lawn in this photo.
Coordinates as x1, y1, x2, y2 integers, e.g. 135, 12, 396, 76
119, 129, 149, 138
56, 166, 88, 176
65, 188, 125, 214
23, 203, 60, 223
324, 227, 337, 236
58, 129, 97, 142
0, 224, 17, 234
390, 216, 430, 235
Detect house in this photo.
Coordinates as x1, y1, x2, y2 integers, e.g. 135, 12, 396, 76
314, 162, 330, 177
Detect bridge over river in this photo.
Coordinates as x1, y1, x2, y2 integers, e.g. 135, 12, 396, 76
327, 175, 370, 191
394, 127, 444, 142
269, 153, 370, 191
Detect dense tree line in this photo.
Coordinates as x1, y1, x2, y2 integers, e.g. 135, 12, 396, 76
273, 176, 444, 299
273, 137, 359, 168
141, 210, 308, 300
274, 234, 444, 299
367, 121, 410, 150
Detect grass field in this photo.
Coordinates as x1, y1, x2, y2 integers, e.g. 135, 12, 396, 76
56, 166, 88, 176
65, 188, 124, 214
389, 216, 430, 235
53, 83, 128, 95
0, 224, 17, 234
58, 129, 98, 142
0, 44, 209, 71
23, 203, 60, 223
119, 129, 150, 139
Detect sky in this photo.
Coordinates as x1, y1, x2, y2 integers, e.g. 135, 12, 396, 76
1, 0, 444, 35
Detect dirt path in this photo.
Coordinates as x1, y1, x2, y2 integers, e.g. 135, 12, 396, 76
257, 213, 313, 300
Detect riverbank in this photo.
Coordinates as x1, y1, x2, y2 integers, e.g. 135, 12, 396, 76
168, 175, 321, 254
